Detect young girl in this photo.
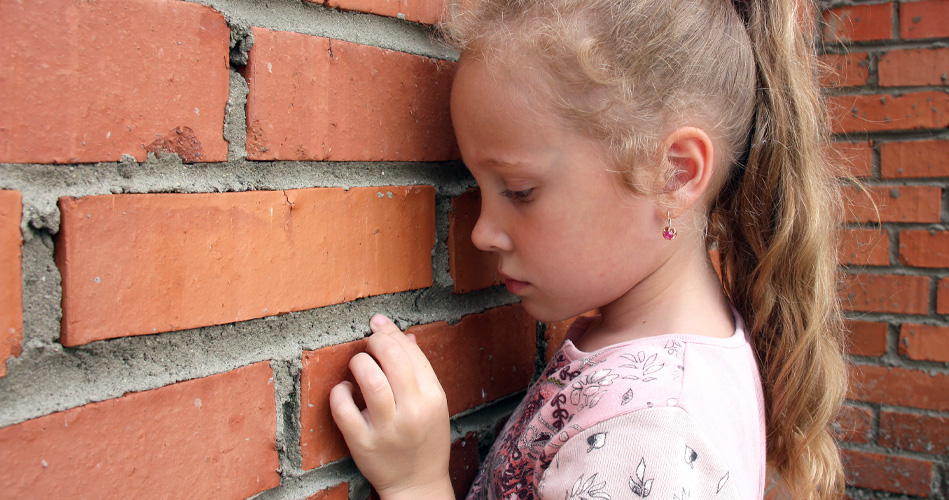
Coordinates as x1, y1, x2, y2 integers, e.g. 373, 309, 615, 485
330, 0, 848, 498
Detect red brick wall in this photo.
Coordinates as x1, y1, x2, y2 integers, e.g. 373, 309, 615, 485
0, 0, 945, 499
823, 0, 949, 498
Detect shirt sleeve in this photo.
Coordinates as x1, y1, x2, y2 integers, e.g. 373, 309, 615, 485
536, 406, 740, 499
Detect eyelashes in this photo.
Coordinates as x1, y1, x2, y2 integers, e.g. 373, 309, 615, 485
501, 188, 535, 203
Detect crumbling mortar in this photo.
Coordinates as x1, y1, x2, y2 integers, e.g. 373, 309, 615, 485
272, 358, 304, 478
182, 0, 457, 61
18, 229, 63, 349
252, 457, 362, 500
224, 69, 250, 161
0, 285, 517, 428
228, 21, 254, 67
431, 195, 454, 290
0, 160, 473, 200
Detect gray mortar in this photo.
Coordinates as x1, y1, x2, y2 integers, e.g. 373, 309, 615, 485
432, 195, 455, 293
272, 358, 305, 475
194, 0, 457, 62
0, 2, 511, 497
225, 69, 250, 161
0, 274, 515, 427
0, 160, 474, 213
252, 456, 365, 500
19, 232, 63, 348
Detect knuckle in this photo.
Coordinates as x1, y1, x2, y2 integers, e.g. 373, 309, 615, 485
363, 372, 389, 394
382, 344, 404, 362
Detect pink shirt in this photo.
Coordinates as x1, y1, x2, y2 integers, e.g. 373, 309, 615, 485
466, 312, 766, 499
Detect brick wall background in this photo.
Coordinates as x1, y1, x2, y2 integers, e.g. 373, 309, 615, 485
0, 0, 945, 499
822, 0, 949, 498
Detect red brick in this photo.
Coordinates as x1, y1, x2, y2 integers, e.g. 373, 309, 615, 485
822, 4, 894, 42
0, 0, 229, 163
840, 273, 929, 314
841, 449, 933, 496
939, 278, 949, 314
899, 323, 949, 363
898, 229, 949, 268
543, 311, 599, 362
0, 191, 22, 377
834, 404, 874, 444
820, 53, 871, 88
306, 0, 445, 25
407, 305, 535, 415
544, 318, 573, 363
841, 185, 941, 224
56, 186, 436, 345
299, 305, 535, 469
845, 320, 888, 357
831, 141, 874, 178
850, 364, 949, 411
301, 339, 367, 469
879, 47, 949, 87
900, 0, 949, 39
828, 92, 949, 134
880, 410, 949, 455
881, 139, 949, 178
244, 28, 457, 161
840, 229, 890, 266
448, 189, 500, 293
449, 433, 480, 499
0, 362, 279, 498
307, 483, 349, 500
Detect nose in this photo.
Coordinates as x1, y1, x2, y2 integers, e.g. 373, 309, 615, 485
471, 200, 513, 253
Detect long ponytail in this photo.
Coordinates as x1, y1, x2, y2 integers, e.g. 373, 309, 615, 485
712, 1, 847, 498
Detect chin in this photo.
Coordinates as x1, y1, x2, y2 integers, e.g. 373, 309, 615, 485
520, 299, 580, 325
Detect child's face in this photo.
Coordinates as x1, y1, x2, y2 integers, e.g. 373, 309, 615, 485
450, 57, 669, 323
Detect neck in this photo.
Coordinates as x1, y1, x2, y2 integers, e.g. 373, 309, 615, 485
576, 237, 734, 352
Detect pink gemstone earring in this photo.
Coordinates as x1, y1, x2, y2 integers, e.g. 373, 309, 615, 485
662, 210, 677, 240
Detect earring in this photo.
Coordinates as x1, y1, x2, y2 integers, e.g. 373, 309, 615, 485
662, 210, 677, 240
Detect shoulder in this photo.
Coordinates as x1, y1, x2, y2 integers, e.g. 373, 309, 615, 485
552, 336, 689, 415
537, 407, 739, 499
528, 338, 687, 472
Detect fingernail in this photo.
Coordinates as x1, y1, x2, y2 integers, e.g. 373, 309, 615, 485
370, 315, 389, 327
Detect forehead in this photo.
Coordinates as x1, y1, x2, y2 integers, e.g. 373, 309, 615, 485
450, 58, 567, 170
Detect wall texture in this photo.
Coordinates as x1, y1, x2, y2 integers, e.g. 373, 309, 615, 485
0, 0, 945, 499
821, 0, 949, 498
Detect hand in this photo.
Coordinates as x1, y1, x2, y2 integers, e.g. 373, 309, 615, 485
330, 315, 454, 500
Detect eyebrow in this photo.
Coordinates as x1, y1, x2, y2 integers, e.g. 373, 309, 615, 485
481, 158, 533, 169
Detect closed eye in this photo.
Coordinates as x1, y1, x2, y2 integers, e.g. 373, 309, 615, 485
501, 188, 535, 203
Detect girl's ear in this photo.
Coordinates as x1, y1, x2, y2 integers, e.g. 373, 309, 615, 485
660, 126, 716, 215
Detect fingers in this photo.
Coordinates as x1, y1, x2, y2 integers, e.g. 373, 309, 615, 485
366, 316, 422, 404
349, 352, 397, 424
368, 316, 440, 391
329, 381, 368, 437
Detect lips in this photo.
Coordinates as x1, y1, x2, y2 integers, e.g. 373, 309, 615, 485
500, 272, 529, 294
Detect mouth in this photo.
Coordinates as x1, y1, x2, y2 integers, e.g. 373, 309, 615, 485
499, 272, 529, 294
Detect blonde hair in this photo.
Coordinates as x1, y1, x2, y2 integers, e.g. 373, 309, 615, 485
443, 0, 847, 498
